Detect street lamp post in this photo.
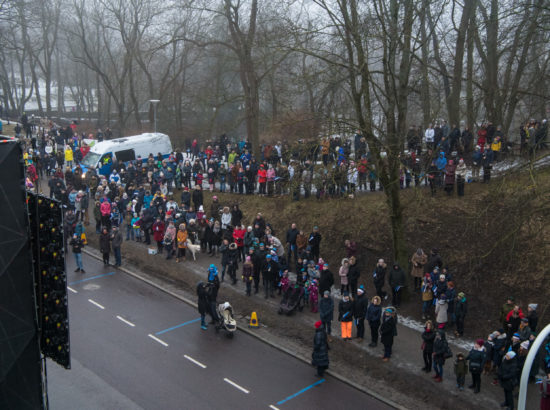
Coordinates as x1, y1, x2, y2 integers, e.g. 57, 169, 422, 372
148, 99, 160, 133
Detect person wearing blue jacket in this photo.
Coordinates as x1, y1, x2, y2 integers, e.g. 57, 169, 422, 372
435, 151, 447, 187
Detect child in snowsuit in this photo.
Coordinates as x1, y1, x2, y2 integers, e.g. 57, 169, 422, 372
308, 279, 319, 313
280, 270, 290, 294
454, 353, 468, 390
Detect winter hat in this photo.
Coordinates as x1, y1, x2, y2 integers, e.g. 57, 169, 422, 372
521, 317, 529, 323
512, 333, 521, 340
314, 321, 323, 329
323, 263, 329, 268
528, 303, 538, 310
385, 307, 395, 314
212, 196, 218, 201
439, 274, 445, 280
520, 341, 530, 350
505, 351, 516, 359
476, 339, 485, 347
266, 254, 272, 259
199, 205, 204, 212
343, 291, 349, 297
458, 292, 465, 299
246, 256, 251, 262
323, 290, 330, 297
357, 288, 365, 295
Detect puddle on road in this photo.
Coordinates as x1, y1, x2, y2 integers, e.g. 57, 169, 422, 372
83, 284, 101, 291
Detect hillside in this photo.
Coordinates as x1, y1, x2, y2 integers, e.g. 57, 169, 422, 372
199, 159, 550, 336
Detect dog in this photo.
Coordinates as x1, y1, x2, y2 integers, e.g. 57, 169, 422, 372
186, 239, 201, 261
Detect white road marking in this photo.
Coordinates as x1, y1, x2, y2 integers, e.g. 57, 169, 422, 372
116, 316, 136, 327
148, 334, 169, 347
67, 287, 78, 294
269, 406, 280, 410
224, 378, 250, 394
88, 299, 105, 309
184, 355, 206, 369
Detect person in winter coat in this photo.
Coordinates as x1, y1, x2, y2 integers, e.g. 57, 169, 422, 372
367, 296, 382, 347
527, 303, 539, 333
70, 233, 85, 273
410, 248, 427, 290
389, 263, 406, 307
163, 221, 177, 260
380, 307, 397, 361
196, 281, 211, 330
319, 290, 334, 337
421, 321, 436, 372
261, 254, 278, 299
311, 321, 330, 377
424, 248, 443, 275
373, 259, 387, 300
499, 351, 518, 410
466, 339, 487, 393
319, 264, 334, 295
454, 353, 469, 391
421, 274, 434, 320
99, 227, 111, 265
242, 256, 254, 296
454, 292, 468, 337
353, 286, 368, 341
176, 223, 188, 262
152, 217, 165, 253
435, 296, 449, 329
338, 292, 354, 341
308, 226, 322, 261
339, 258, 350, 295
347, 256, 360, 297
111, 226, 123, 266
432, 330, 449, 382
455, 158, 468, 196
444, 159, 456, 195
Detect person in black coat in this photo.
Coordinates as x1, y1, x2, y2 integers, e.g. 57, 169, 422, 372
347, 256, 360, 297
197, 281, 210, 330
373, 259, 387, 300
353, 286, 369, 340
192, 186, 203, 209
308, 227, 322, 261
311, 321, 329, 377
180, 187, 191, 209
319, 290, 334, 337
261, 254, 279, 299
455, 292, 468, 337
498, 351, 518, 410
466, 339, 487, 393
319, 264, 334, 295
367, 296, 382, 347
380, 307, 397, 361
99, 227, 111, 265
424, 248, 443, 274
433, 330, 448, 382
389, 263, 405, 307
421, 321, 436, 372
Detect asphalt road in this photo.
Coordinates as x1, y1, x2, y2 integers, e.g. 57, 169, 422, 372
47, 252, 391, 410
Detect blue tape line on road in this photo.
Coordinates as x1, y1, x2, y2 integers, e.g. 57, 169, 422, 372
276, 379, 325, 405
69, 272, 115, 285
155, 318, 202, 335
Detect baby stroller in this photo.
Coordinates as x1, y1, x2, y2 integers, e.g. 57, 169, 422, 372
215, 302, 237, 338
278, 283, 304, 315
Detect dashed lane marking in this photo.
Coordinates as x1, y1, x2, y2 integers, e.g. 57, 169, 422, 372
67, 287, 78, 293
224, 378, 250, 394
184, 355, 206, 368
148, 334, 169, 347
88, 299, 105, 310
269, 406, 280, 410
116, 316, 136, 327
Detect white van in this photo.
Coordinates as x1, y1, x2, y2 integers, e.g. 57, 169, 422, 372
79, 132, 173, 176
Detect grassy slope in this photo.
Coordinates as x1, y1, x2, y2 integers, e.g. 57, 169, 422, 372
199, 164, 550, 333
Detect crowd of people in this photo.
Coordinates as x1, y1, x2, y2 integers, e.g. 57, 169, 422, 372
13, 116, 550, 410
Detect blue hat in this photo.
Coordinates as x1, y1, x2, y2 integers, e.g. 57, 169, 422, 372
359, 284, 365, 290
209, 264, 216, 271
260, 243, 264, 246
266, 254, 272, 259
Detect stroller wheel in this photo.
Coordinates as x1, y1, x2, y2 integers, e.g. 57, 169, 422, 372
227, 332, 234, 339
278, 308, 283, 315
298, 306, 304, 312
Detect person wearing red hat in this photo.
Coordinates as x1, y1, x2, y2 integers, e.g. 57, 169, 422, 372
312, 321, 329, 377
466, 339, 487, 393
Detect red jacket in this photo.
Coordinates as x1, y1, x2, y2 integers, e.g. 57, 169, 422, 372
152, 221, 165, 242
257, 168, 267, 183
233, 228, 245, 247
505, 309, 524, 322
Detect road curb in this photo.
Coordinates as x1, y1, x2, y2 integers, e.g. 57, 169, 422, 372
82, 248, 404, 410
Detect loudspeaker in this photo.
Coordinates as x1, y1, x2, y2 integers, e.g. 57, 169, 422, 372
0, 139, 43, 409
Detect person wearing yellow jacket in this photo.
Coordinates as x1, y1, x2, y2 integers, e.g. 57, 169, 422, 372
176, 224, 188, 262
491, 136, 502, 162
65, 145, 74, 168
